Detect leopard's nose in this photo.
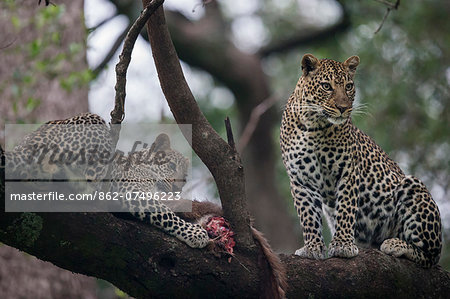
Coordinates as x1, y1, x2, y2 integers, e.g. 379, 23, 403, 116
336, 105, 350, 114
337, 106, 346, 113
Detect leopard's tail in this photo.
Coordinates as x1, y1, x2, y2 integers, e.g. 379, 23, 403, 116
251, 226, 287, 299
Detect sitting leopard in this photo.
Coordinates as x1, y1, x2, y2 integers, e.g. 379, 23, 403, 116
6, 113, 210, 248
280, 54, 442, 267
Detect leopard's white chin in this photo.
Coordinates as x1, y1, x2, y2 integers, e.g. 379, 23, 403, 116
327, 117, 347, 125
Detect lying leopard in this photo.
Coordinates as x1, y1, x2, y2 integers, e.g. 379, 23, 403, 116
6, 113, 210, 248
280, 54, 442, 267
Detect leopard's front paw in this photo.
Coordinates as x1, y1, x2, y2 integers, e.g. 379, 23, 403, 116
380, 238, 408, 257
295, 242, 326, 260
328, 240, 359, 258
183, 225, 211, 248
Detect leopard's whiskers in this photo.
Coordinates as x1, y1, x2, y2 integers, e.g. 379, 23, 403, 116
352, 102, 373, 119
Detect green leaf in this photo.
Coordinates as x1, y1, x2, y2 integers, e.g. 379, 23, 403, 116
25, 97, 41, 112
10, 15, 21, 29
28, 39, 43, 58
69, 43, 82, 55
51, 32, 61, 43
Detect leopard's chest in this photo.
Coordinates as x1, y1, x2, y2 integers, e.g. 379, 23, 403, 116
282, 127, 352, 201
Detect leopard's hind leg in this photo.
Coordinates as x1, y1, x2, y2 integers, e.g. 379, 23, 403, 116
381, 176, 441, 268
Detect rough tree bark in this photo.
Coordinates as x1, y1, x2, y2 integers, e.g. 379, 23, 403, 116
144, 1, 254, 247
1, 188, 449, 298
1, 2, 449, 298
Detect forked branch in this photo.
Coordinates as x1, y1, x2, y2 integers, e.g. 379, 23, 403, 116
143, 0, 254, 247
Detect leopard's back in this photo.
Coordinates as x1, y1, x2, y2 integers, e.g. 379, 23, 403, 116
7, 113, 111, 182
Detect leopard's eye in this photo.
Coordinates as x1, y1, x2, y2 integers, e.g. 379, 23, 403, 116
168, 162, 177, 171
345, 82, 354, 91
321, 82, 332, 91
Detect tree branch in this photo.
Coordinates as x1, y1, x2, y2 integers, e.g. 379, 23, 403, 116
374, 0, 400, 34
111, 0, 164, 126
237, 96, 278, 153
143, 1, 254, 248
92, 23, 131, 78
0, 36, 17, 50
258, 5, 350, 57
374, 0, 400, 10
281, 251, 450, 298
159, 8, 301, 251
87, 14, 116, 33
0, 212, 263, 298
224, 117, 236, 151
0, 188, 449, 298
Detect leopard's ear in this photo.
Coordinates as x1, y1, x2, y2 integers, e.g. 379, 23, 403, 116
343, 55, 360, 76
301, 54, 320, 77
152, 133, 171, 152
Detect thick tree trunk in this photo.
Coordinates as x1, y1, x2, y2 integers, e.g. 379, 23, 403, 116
0, 1, 93, 296
0, 0, 89, 130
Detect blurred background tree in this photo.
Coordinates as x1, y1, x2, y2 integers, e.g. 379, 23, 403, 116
0, 1, 449, 296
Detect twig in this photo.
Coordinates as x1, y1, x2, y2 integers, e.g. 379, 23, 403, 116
0, 37, 17, 50
87, 15, 116, 33
374, 0, 400, 9
108, 0, 164, 177
224, 117, 236, 151
192, 0, 214, 13
110, 0, 164, 127
374, 0, 400, 34
92, 23, 132, 77
374, 8, 392, 34
237, 96, 278, 153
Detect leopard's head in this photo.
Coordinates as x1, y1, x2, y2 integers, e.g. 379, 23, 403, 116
298, 54, 360, 125
147, 133, 189, 192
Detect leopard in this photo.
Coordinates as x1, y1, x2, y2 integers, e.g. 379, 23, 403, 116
5, 113, 210, 248
280, 54, 442, 268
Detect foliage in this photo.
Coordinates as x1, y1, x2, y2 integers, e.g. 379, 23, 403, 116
2, 2, 93, 121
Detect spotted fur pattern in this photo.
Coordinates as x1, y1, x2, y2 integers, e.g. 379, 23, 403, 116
111, 133, 209, 248
280, 54, 442, 267
6, 113, 111, 183
7, 113, 210, 248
